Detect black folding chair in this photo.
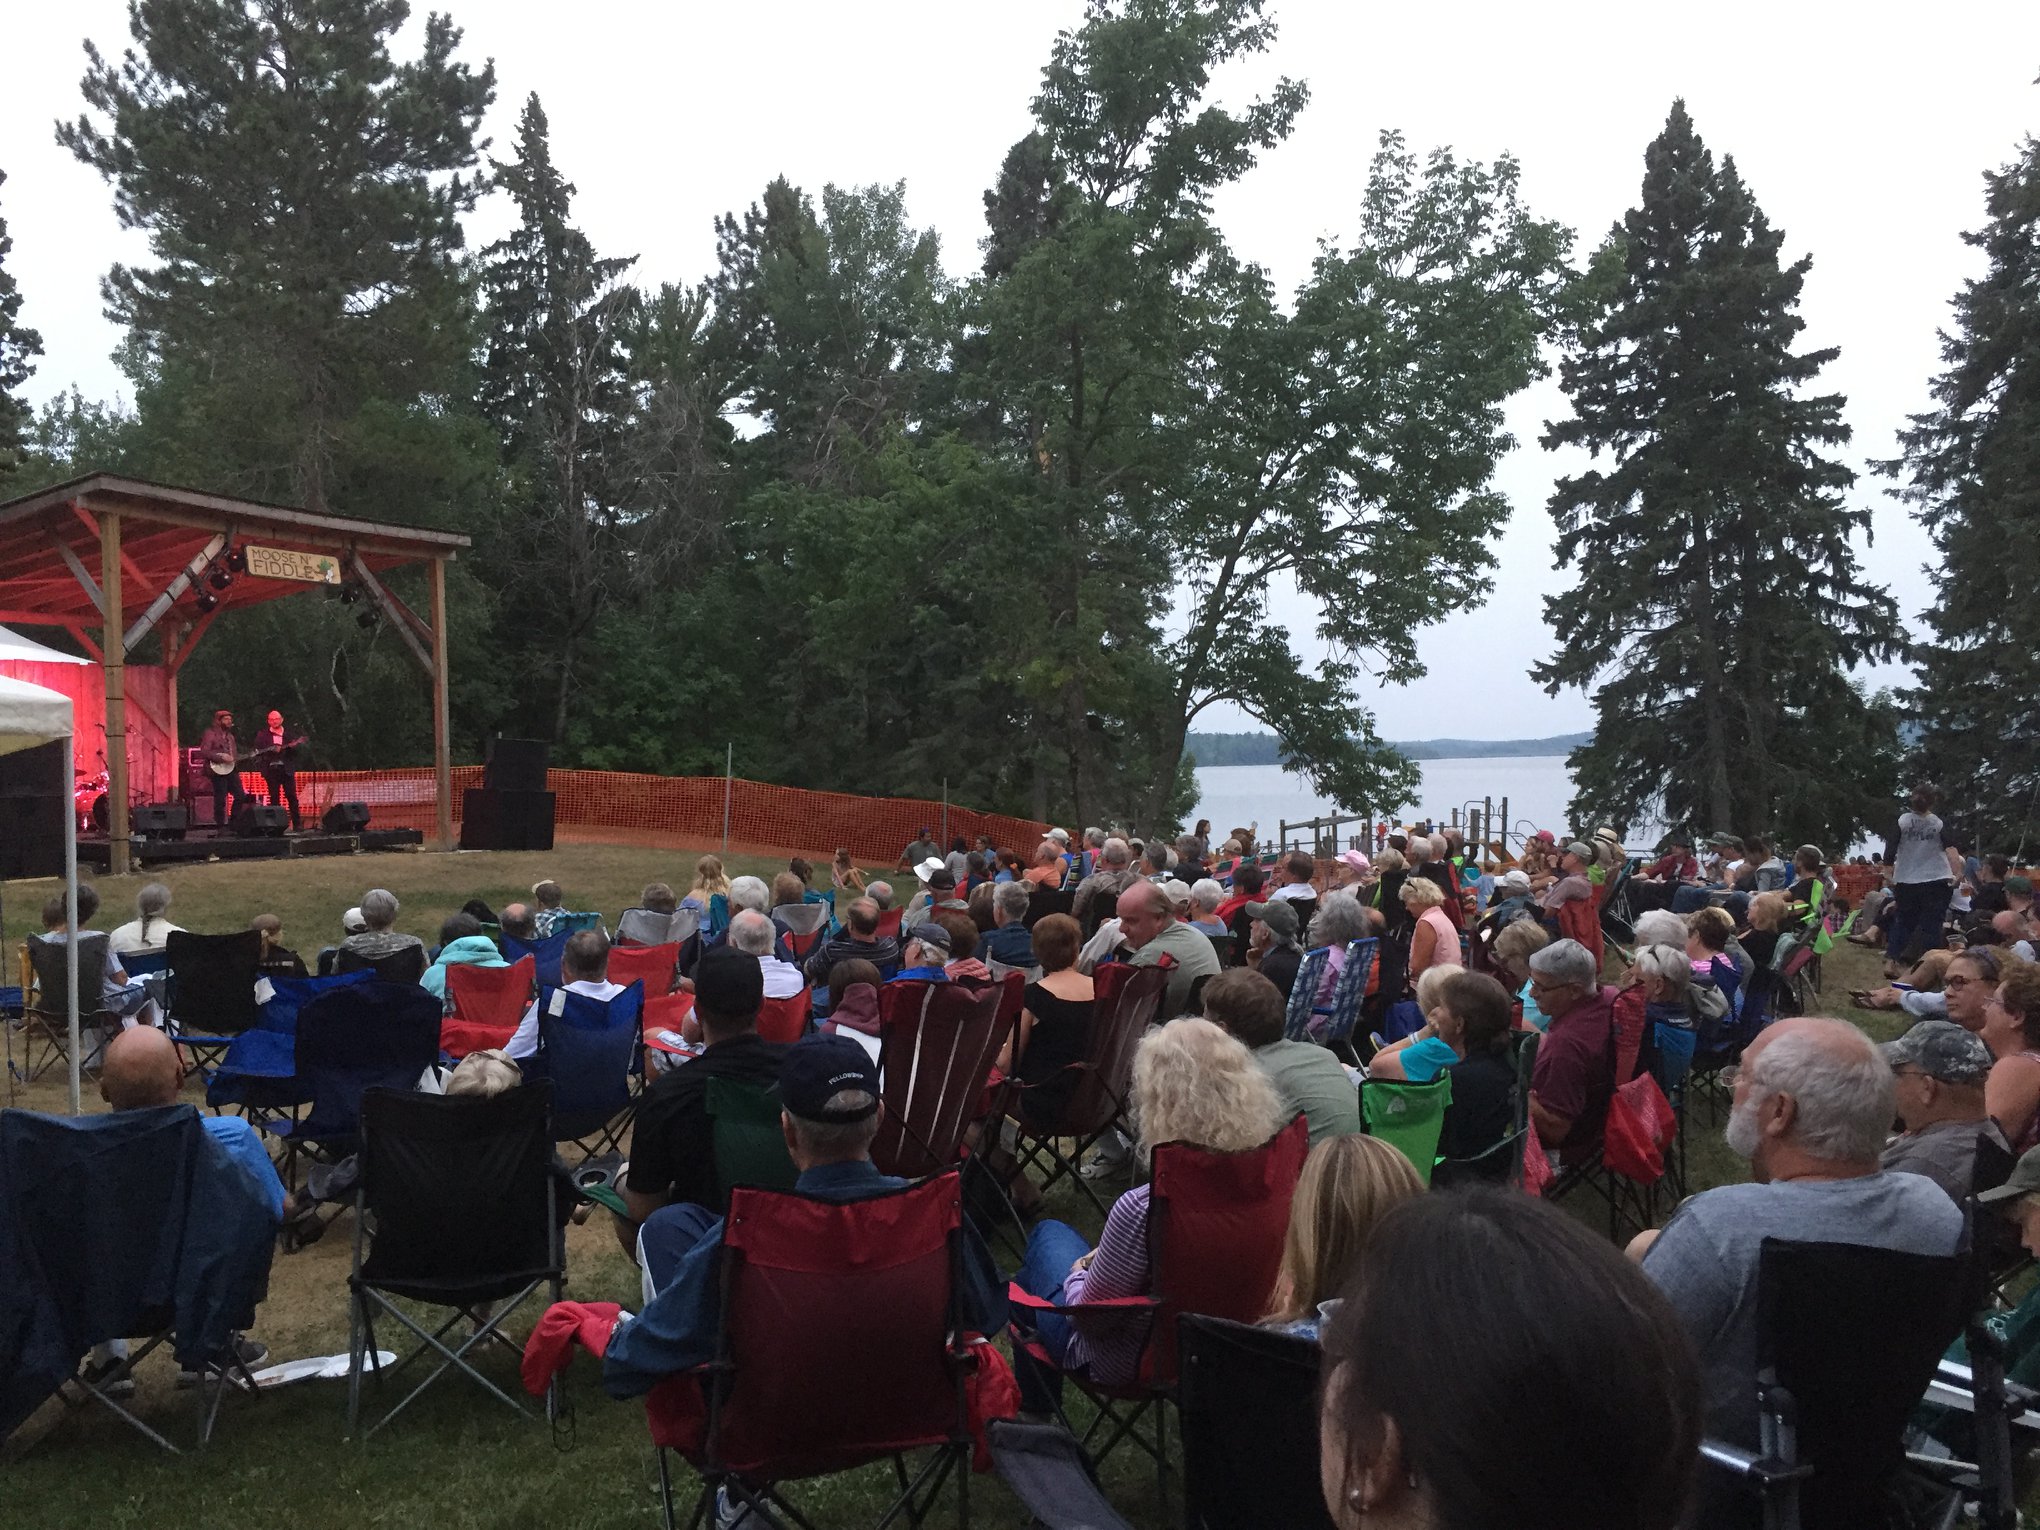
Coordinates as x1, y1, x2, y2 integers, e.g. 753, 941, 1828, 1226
164, 929, 265, 1081
1178, 1314, 1337, 1530
1699, 1238, 1969, 1530
988, 1418, 1136, 1530
345, 1082, 563, 1439
18, 934, 119, 1083
334, 942, 429, 985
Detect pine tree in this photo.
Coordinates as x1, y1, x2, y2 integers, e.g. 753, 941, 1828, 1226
59, 0, 494, 511
0, 167, 44, 482
1538, 101, 1901, 849
1886, 118, 2040, 853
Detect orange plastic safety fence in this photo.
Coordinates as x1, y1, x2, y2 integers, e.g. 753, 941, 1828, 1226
286, 767, 1052, 864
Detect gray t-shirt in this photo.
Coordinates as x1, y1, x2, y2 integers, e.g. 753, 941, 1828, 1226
1254, 1039, 1362, 1145
1129, 919, 1222, 1020
1880, 1117, 2008, 1202
1641, 1172, 1963, 1446
1892, 812, 1953, 885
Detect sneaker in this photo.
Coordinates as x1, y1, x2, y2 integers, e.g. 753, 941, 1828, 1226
716, 1486, 763, 1529
79, 1356, 137, 1400
178, 1335, 268, 1387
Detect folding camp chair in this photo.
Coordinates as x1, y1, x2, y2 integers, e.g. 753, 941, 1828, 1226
618, 906, 703, 948
1433, 1031, 1535, 1190
1025, 887, 1075, 929
163, 928, 265, 1081
206, 968, 375, 1114
503, 930, 570, 988
987, 1418, 1136, 1530
1009, 1117, 1310, 1515
255, 979, 444, 1191
707, 1075, 799, 1199
334, 941, 429, 985
1598, 858, 1639, 947
346, 1082, 563, 1439
1360, 1074, 1452, 1186
707, 893, 732, 941
554, 911, 605, 936
439, 955, 537, 1059
1, 1103, 273, 1452
18, 934, 120, 1083
1005, 963, 1169, 1218
652, 1174, 978, 1530
754, 989, 812, 1045
1700, 1238, 1969, 1530
1284, 939, 1378, 1059
606, 942, 682, 998
1280, 946, 1335, 1040
870, 976, 1018, 1179
873, 905, 905, 943
1178, 1314, 1337, 1530
529, 980, 646, 1162
772, 901, 829, 949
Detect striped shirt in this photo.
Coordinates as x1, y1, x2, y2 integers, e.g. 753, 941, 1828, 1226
1061, 1185, 1153, 1385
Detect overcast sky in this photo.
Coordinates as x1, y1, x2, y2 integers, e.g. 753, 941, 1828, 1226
6, 1, 2036, 739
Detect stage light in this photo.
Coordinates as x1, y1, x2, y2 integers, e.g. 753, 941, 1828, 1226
207, 564, 232, 591
356, 609, 379, 631
195, 591, 218, 614
226, 546, 247, 573
338, 581, 361, 605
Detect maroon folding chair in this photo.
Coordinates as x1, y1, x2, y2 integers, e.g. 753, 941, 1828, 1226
1007, 1115, 1309, 1514
605, 942, 682, 997
1004, 963, 1169, 1218
874, 906, 906, 942
440, 955, 537, 1059
869, 977, 1018, 1179
652, 1172, 977, 1530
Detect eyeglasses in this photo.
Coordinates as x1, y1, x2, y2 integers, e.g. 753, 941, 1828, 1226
1944, 976, 1974, 990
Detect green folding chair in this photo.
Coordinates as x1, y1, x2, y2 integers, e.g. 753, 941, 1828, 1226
707, 1076, 799, 1201
1361, 1074, 1453, 1186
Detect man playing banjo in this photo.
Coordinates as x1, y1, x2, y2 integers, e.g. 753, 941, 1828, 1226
200, 707, 249, 829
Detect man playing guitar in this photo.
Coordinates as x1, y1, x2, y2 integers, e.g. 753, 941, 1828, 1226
255, 709, 308, 831
200, 708, 249, 829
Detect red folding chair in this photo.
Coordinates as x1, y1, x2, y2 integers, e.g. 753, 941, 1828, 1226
606, 942, 682, 997
440, 956, 536, 1059
1007, 1115, 1309, 1513
874, 906, 905, 942
651, 1173, 978, 1530
755, 990, 812, 1045
782, 925, 827, 964
1004, 963, 1169, 1218
870, 977, 1019, 1179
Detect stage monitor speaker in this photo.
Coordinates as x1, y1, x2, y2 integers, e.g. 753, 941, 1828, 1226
460, 787, 556, 851
484, 736, 551, 794
321, 801, 371, 833
133, 802, 188, 841
0, 793, 65, 878
230, 802, 291, 837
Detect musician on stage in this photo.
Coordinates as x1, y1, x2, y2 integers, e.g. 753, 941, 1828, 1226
200, 707, 249, 829
256, 708, 303, 831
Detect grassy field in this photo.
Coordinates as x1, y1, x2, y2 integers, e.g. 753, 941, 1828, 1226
0, 848, 1920, 1527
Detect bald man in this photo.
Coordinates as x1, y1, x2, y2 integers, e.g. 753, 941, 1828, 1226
1119, 880, 1219, 1021
1631, 1017, 1962, 1455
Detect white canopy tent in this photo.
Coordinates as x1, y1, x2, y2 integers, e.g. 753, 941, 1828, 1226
0, 673, 85, 1113
0, 624, 93, 668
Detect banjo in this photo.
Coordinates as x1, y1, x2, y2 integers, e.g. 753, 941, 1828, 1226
208, 736, 307, 775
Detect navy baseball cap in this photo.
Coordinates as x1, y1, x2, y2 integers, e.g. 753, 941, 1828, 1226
779, 1034, 881, 1123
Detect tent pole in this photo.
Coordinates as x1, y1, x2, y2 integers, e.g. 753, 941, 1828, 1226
65, 731, 80, 1116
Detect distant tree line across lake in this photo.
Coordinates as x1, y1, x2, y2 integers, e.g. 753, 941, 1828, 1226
1186, 732, 1594, 767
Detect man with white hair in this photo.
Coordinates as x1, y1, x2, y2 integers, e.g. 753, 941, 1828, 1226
1187, 878, 1227, 935
1072, 836, 1140, 930
727, 876, 770, 916
339, 888, 423, 964
1526, 938, 1617, 1160
508, 929, 624, 1059
1634, 1017, 1963, 1452
728, 909, 804, 999
981, 879, 1038, 967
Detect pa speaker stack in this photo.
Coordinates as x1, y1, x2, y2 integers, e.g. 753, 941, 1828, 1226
133, 802, 189, 841
461, 736, 556, 851
0, 739, 65, 878
322, 801, 371, 833
230, 802, 291, 837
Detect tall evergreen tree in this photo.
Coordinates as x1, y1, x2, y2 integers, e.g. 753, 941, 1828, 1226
1886, 115, 2040, 853
59, 0, 495, 511
0, 167, 43, 482
1537, 101, 1901, 849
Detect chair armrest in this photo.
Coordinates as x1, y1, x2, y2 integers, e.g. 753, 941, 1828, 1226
1006, 1281, 1157, 1317
1698, 1437, 1811, 1488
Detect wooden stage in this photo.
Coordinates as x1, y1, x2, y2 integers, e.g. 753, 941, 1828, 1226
78, 825, 425, 871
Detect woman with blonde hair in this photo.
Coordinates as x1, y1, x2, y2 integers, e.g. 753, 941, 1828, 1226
686, 854, 731, 906
1264, 1134, 1422, 1340
1403, 875, 1463, 981
830, 847, 866, 896
1011, 1018, 1288, 1406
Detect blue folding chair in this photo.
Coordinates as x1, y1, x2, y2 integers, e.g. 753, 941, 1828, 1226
254, 980, 444, 1191
1310, 938, 1378, 1061
1280, 947, 1336, 1042
121, 949, 170, 978
527, 979, 645, 1162
502, 931, 569, 989
208, 969, 376, 1113
163, 930, 265, 1083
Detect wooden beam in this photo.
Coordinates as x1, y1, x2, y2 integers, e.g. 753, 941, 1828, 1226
49, 534, 105, 618
123, 531, 227, 656
63, 624, 103, 663
101, 511, 130, 876
430, 556, 453, 852
349, 552, 434, 675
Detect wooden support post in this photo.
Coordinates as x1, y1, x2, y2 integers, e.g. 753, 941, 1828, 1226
430, 557, 453, 852
165, 623, 183, 778
100, 511, 130, 876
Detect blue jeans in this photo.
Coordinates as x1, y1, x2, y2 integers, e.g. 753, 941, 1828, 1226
1012, 1218, 1092, 1412
637, 1201, 719, 1301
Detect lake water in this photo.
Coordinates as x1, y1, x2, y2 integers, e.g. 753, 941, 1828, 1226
1192, 756, 1581, 848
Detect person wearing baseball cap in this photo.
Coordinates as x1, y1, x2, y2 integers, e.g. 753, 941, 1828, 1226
1880, 1022, 2007, 1202
1979, 1145, 2040, 1259
897, 920, 954, 980
620, 944, 785, 1266
1243, 895, 1304, 999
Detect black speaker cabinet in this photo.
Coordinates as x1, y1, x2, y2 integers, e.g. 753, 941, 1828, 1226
484, 736, 551, 793
133, 802, 189, 840
230, 802, 291, 837
460, 787, 556, 851
321, 801, 371, 833
0, 793, 65, 878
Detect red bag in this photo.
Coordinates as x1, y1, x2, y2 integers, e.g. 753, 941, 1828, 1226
1602, 1072, 1676, 1182
1522, 1126, 1555, 1197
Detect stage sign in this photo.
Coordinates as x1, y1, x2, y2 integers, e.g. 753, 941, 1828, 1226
245, 545, 342, 584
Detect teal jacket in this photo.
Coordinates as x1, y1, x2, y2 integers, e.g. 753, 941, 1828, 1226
421, 934, 508, 999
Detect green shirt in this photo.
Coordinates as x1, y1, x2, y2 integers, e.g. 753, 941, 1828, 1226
1129, 919, 1222, 1020
1253, 1039, 1362, 1145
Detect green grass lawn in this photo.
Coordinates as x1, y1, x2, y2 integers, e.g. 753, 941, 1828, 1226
0, 852, 1941, 1526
